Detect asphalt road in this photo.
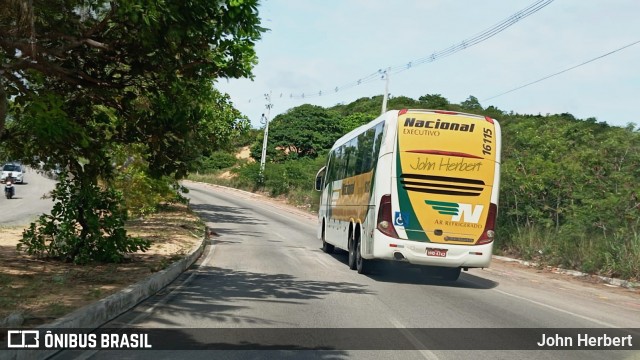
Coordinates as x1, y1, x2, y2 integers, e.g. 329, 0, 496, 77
51, 181, 640, 360
0, 168, 56, 227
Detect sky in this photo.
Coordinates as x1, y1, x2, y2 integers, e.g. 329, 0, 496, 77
215, 0, 640, 129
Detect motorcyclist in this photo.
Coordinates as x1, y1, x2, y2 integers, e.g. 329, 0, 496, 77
4, 172, 15, 198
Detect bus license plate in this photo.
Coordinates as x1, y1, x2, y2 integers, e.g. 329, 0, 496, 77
426, 248, 447, 257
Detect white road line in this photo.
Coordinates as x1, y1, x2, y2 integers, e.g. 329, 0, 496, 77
389, 317, 440, 360
273, 232, 287, 240
493, 288, 618, 328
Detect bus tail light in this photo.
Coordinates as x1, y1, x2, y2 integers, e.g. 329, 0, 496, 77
477, 203, 497, 245
377, 194, 399, 238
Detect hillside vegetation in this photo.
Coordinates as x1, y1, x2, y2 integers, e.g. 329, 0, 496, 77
190, 94, 640, 281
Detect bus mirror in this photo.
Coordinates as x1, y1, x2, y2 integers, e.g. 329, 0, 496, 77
314, 166, 326, 191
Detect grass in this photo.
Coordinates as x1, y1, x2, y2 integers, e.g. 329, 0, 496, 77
187, 171, 320, 213
497, 225, 640, 281
0, 202, 204, 327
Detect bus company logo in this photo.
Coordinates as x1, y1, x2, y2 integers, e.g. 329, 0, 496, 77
425, 200, 484, 224
404, 118, 475, 132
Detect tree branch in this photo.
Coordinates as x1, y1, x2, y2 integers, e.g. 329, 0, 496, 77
44, 32, 112, 53
83, 2, 118, 38
0, 78, 7, 135
10, 58, 102, 87
2, 69, 31, 95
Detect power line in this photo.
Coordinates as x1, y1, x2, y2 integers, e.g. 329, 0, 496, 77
388, 0, 554, 77
284, 0, 554, 100
482, 39, 640, 101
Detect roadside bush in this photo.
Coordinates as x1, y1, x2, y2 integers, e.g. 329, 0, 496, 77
189, 155, 326, 209
18, 172, 151, 264
260, 157, 326, 197
198, 151, 237, 172
111, 145, 184, 217
231, 162, 262, 189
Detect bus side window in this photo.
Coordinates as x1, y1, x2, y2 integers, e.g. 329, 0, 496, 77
325, 151, 335, 184
336, 146, 345, 180
314, 166, 326, 191
359, 127, 376, 174
372, 123, 384, 162
346, 138, 358, 178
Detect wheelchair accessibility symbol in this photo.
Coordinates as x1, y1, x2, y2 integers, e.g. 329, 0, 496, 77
394, 212, 409, 227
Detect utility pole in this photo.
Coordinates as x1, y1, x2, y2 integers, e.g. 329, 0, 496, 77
259, 92, 273, 181
381, 67, 390, 114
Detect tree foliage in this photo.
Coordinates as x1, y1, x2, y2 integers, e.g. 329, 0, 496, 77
255, 104, 344, 161
418, 94, 450, 109
331, 96, 382, 116
459, 95, 483, 111
0, 0, 264, 263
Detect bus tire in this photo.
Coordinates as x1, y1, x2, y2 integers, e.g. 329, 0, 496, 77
321, 227, 334, 254
348, 235, 357, 270
356, 239, 368, 274
322, 240, 334, 254
440, 267, 461, 281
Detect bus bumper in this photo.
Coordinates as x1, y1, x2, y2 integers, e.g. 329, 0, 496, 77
371, 234, 493, 268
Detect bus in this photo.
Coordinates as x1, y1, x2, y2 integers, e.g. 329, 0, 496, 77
314, 109, 501, 281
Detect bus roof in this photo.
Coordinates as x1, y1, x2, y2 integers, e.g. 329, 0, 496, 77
329, 109, 498, 152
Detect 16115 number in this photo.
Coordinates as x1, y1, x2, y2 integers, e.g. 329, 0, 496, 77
482, 128, 493, 156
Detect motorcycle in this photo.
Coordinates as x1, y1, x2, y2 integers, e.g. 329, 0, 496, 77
5, 179, 14, 199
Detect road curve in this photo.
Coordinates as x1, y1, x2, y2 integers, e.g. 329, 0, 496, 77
51, 181, 640, 360
0, 168, 57, 227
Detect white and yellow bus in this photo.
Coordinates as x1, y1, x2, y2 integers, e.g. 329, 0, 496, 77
314, 109, 501, 280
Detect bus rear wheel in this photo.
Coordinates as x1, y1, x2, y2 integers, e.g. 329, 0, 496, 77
348, 236, 357, 270
356, 240, 368, 274
321, 228, 334, 254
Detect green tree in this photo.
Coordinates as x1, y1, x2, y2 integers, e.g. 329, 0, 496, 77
459, 95, 483, 112
483, 105, 504, 120
340, 112, 375, 133
387, 95, 421, 110
1, 0, 264, 263
260, 104, 343, 160
331, 96, 383, 116
418, 94, 450, 109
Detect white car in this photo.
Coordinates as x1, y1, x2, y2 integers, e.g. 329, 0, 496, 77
1, 163, 25, 184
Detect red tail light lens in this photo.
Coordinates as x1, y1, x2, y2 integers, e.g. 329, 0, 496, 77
477, 203, 497, 245
377, 194, 399, 238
